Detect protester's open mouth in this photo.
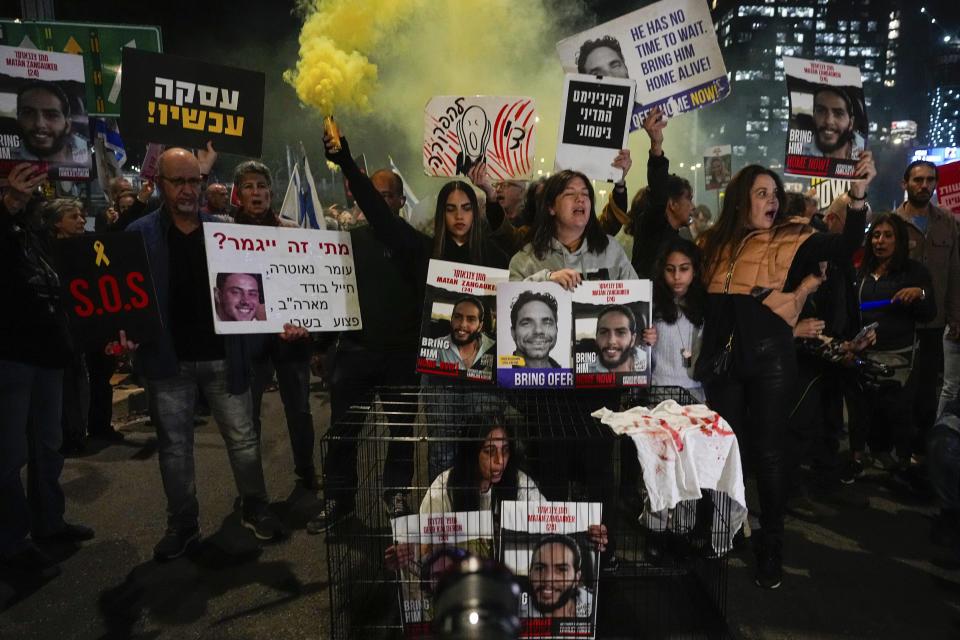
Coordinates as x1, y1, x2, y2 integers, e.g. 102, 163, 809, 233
573, 206, 586, 217
765, 208, 777, 221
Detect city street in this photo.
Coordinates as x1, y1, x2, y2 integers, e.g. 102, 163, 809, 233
1, 383, 957, 639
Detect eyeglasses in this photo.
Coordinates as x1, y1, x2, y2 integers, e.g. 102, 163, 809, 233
161, 176, 203, 189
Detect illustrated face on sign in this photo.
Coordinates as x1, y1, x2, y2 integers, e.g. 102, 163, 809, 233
17, 85, 71, 160
450, 299, 483, 346
529, 540, 582, 616
812, 88, 855, 157
457, 106, 491, 166
214, 273, 261, 322
511, 298, 559, 366
595, 309, 637, 371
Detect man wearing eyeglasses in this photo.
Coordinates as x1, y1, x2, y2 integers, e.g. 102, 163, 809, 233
126, 147, 284, 561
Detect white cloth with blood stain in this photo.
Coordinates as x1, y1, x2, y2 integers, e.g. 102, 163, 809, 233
592, 400, 747, 548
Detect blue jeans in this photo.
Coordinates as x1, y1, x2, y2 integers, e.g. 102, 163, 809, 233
251, 355, 316, 481
0, 361, 65, 556
147, 360, 267, 531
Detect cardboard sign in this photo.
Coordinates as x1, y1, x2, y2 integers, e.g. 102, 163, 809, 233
0, 45, 91, 181
417, 260, 509, 382
572, 280, 652, 388
201, 223, 361, 334
937, 160, 960, 216
392, 511, 493, 636
501, 501, 602, 638
423, 95, 536, 179
120, 48, 265, 156
783, 57, 867, 179
55, 232, 162, 347
555, 0, 729, 131
496, 281, 573, 389
703, 144, 731, 191
554, 74, 635, 182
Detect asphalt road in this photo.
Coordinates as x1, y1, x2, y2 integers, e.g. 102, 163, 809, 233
1, 383, 958, 639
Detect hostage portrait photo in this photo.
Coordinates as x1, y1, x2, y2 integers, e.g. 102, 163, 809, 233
419, 291, 498, 381
786, 77, 867, 161
0, 45, 91, 180
212, 272, 266, 323
574, 300, 651, 377
497, 283, 572, 371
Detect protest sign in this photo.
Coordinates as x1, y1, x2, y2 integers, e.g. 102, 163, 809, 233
201, 223, 361, 335
555, 0, 729, 132
392, 511, 493, 637
418, 260, 508, 382
501, 501, 602, 638
937, 160, 960, 216
573, 280, 652, 388
497, 281, 572, 389
703, 144, 731, 191
120, 48, 264, 156
0, 20, 162, 116
810, 177, 851, 209
0, 44, 91, 181
423, 95, 536, 180
554, 74, 635, 182
55, 232, 162, 347
783, 57, 867, 179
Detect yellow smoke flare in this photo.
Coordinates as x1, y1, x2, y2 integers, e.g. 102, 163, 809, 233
284, 0, 422, 114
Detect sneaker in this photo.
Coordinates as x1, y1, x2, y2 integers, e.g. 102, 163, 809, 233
306, 499, 353, 535
153, 526, 200, 562
1, 544, 61, 579
241, 504, 287, 542
34, 522, 95, 543
384, 492, 412, 519
840, 458, 864, 484
755, 538, 782, 589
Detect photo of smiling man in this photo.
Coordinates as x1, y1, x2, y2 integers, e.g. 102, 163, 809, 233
497, 281, 573, 388
436, 296, 496, 374
213, 272, 266, 322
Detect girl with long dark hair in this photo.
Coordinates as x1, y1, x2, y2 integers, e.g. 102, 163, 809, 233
651, 237, 707, 400
431, 180, 508, 269
695, 154, 876, 589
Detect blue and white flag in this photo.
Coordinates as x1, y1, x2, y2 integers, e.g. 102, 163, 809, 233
280, 155, 326, 229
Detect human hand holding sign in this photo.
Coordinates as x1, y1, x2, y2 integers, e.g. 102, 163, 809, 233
197, 141, 217, 175
642, 106, 667, 157
466, 161, 496, 201
611, 149, 632, 183
104, 329, 139, 356
3, 162, 46, 213
549, 268, 582, 291
848, 150, 876, 200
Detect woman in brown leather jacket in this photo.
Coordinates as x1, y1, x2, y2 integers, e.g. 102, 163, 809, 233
695, 154, 876, 589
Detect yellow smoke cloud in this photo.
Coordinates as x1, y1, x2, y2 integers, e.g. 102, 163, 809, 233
286, 0, 614, 197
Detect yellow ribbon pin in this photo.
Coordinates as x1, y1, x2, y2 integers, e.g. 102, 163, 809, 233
94, 240, 110, 267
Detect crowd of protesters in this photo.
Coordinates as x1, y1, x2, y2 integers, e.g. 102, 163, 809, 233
3, 103, 960, 599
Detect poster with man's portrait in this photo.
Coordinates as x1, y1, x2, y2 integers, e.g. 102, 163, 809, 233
501, 500, 602, 639
496, 281, 572, 389
391, 511, 493, 637
573, 280, 652, 388
783, 57, 867, 179
0, 45, 91, 182
555, 0, 729, 132
418, 260, 508, 383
